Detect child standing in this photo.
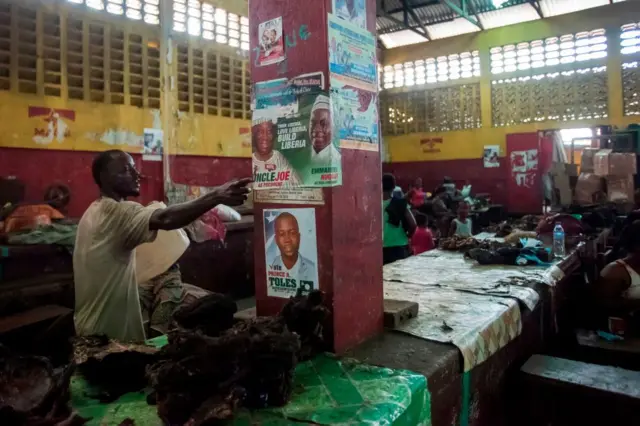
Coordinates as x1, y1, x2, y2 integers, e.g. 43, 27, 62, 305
450, 201, 473, 237
411, 213, 435, 255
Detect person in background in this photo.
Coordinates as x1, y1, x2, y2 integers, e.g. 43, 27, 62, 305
450, 201, 473, 237
411, 213, 435, 255
595, 221, 640, 317
407, 177, 426, 209
382, 173, 416, 265
74, 149, 251, 342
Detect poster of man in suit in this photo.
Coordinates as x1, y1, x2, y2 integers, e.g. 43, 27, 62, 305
263, 208, 318, 298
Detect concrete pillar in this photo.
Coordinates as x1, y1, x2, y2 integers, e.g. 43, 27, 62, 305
250, 0, 383, 353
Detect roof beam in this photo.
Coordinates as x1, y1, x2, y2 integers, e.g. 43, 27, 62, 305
442, 0, 483, 30
377, 0, 430, 40
529, 0, 544, 18
401, 0, 431, 40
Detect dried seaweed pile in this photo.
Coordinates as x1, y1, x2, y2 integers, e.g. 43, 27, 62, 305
484, 215, 542, 236
67, 291, 329, 425
147, 290, 329, 425
280, 290, 330, 361
439, 235, 511, 252
147, 317, 299, 425
0, 346, 84, 426
72, 335, 159, 402
172, 293, 237, 336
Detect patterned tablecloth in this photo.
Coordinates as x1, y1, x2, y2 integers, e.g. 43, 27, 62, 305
71, 344, 430, 426
383, 249, 555, 372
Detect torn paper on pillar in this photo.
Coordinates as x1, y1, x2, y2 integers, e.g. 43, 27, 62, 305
328, 15, 378, 151
333, 0, 367, 29
252, 72, 342, 188
328, 15, 377, 92
264, 208, 319, 299
257, 16, 285, 66
330, 79, 379, 151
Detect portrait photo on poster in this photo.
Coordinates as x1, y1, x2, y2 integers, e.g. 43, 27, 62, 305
483, 145, 500, 168
252, 72, 342, 188
333, 0, 367, 28
143, 128, 163, 161
264, 208, 319, 299
258, 16, 285, 66
330, 79, 378, 151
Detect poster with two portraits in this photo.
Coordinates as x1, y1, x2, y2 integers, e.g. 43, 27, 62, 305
252, 75, 328, 298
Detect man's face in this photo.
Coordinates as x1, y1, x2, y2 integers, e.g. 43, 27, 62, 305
105, 153, 141, 197
254, 122, 274, 156
310, 108, 332, 153
275, 215, 300, 258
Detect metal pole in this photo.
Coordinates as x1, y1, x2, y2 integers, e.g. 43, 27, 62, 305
160, 0, 176, 194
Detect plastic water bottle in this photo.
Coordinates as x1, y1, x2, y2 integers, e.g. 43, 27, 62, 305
553, 223, 566, 258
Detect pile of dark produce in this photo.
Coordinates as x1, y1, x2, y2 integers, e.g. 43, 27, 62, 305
439, 235, 510, 252
0, 346, 85, 426
65, 291, 327, 424
485, 215, 542, 237
147, 290, 330, 425
72, 335, 159, 402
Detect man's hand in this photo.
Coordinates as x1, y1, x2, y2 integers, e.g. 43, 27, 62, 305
209, 177, 252, 206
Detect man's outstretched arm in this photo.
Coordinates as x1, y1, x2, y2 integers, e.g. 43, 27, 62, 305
150, 178, 252, 231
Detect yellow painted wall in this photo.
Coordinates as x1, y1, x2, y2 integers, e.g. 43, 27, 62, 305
383, 1, 640, 163
0, 91, 251, 157
0, 0, 251, 158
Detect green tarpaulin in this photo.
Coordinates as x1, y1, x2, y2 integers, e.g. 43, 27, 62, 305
71, 337, 430, 425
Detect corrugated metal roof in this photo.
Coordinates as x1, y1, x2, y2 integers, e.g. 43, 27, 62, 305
478, 3, 540, 30
377, 0, 626, 48
379, 29, 431, 48
427, 16, 481, 39
539, 0, 619, 17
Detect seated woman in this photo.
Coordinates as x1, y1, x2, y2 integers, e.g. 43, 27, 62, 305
594, 220, 640, 329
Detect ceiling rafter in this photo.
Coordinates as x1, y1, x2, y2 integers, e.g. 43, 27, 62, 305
441, 0, 483, 30
377, 0, 430, 41
528, 0, 544, 18
401, 0, 432, 40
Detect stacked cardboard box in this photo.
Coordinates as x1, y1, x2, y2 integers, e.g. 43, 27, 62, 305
592, 149, 636, 203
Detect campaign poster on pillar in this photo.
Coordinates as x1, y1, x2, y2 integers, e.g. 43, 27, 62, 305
332, 0, 367, 29
328, 15, 377, 93
252, 72, 342, 188
330, 77, 379, 151
264, 208, 319, 299
257, 17, 285, 66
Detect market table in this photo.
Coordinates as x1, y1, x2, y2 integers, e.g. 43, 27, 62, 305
348, 245, 585, 426
70, 336, 430, 426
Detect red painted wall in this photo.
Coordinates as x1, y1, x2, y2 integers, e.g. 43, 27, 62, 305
0, 147, 251, 217
383, 158, 508, 206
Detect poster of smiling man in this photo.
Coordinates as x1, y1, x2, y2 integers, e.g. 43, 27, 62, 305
263, 208, 319, 298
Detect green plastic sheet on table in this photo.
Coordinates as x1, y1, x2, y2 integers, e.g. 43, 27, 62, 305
70, 336, 431, 425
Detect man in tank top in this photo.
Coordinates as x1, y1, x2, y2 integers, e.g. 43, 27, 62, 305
596, 220, 640, 322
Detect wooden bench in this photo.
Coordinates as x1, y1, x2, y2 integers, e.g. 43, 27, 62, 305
0, 304, 72, 334
518, 354, 640, 425
574, 329, 640, 371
